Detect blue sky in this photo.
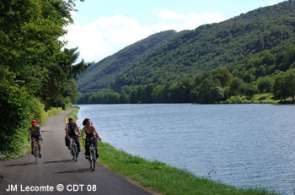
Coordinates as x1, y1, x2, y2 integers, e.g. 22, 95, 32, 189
65, 0, 285, 62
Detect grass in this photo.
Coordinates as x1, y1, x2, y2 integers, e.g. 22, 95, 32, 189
224, 93, 279, 104
251, 93, 278, 104
98, 142, 276, 195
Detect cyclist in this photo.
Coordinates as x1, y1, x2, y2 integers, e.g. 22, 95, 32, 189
81, 118, 101, 160
28, 120, 42, 158
65, 118, 81, 156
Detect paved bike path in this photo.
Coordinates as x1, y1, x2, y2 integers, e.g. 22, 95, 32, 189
0, 111, 153, 195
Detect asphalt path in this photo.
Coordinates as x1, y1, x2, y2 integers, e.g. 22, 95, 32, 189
0, 111, 152, 195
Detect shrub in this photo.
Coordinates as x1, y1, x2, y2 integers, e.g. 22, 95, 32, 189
28, 97, 47, 125
46, 107, 63, 117
225, 96, 249, 104
0, 83, 32, 153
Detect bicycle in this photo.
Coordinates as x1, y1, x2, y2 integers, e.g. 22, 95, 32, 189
69, 137, 78, 162
88, 137, 98, 171
32, 138, 40, 164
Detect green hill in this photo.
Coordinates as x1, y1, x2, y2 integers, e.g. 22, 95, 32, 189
78, 30, 177, 93
78, 0, 295, 104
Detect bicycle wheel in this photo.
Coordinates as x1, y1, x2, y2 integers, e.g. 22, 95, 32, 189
33, 142, 39, 164
91, 160, 95, 171
89, 146, 96, 171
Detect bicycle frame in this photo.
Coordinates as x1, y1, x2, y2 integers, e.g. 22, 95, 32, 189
88, 138, 97, 171
32, 138, 39, 164
69, 137, 78, 161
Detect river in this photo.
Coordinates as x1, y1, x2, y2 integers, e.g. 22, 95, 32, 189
78, 104, 295, 194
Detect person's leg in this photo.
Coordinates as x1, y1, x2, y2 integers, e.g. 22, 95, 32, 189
65, 136, 69, 148
37, 140, 42, 158
94, 141, 99, 158
85, 140, 90, 159
37, 141, 41, 151
75, 136, 81, 153
31, 139, 33, 154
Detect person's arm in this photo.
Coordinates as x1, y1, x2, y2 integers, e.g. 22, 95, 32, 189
37, 127, 43, 141
75, 123, 81, 136
92, 127, 102, 141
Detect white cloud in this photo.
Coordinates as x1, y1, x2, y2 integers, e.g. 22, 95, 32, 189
155, 9, 225, 31
64, 10, 226, 62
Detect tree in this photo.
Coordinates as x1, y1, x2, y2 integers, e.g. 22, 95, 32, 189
257, 78, 272, 93
241, 83, 257, 98
192, 77, 224, 103
228, 78, 243, 96
0, 0, 86, 154
212, 67, 233, 87
273, 70, 295, 102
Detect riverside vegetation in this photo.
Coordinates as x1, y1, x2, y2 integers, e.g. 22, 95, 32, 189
78, 1, 295, 104
0, 0, 86, 158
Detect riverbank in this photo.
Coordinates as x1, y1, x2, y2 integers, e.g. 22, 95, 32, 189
99, 143, 276, 195
223, 93, 278, 104
74, 107, 276, 195
78, 93, 285, 105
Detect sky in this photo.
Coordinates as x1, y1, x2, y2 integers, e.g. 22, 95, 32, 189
64, 0, 285, 62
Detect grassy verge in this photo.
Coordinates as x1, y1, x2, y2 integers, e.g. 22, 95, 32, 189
99, 142, 276, 195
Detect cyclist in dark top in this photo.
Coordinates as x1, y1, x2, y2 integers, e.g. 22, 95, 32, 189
81, 118, 101, 160
28, 120, 42, 158
65, 118, 81, 155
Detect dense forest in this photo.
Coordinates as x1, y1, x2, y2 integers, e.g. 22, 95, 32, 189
78, 30, 178, 93
0, 0, 85, 156
78, 0, 295, 104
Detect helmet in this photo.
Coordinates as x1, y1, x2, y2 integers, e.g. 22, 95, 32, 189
31, 120, 38, 126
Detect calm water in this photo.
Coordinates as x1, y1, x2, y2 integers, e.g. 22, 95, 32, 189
78, 104, 295, 194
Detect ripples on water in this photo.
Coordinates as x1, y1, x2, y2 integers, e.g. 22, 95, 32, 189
78, 104, 295, 194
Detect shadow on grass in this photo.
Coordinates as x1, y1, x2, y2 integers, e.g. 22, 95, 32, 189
55, 168, 90, 174
43, 159, 73, 164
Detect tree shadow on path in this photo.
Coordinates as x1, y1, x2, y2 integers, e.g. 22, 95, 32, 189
43, 159, 73, 164
5, 162, 36, 167
55, 168, 90, 174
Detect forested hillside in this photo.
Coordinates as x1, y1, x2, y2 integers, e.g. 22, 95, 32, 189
0, 0, 85, 157
78, 30, 177, 93
79, 0, 295, 104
